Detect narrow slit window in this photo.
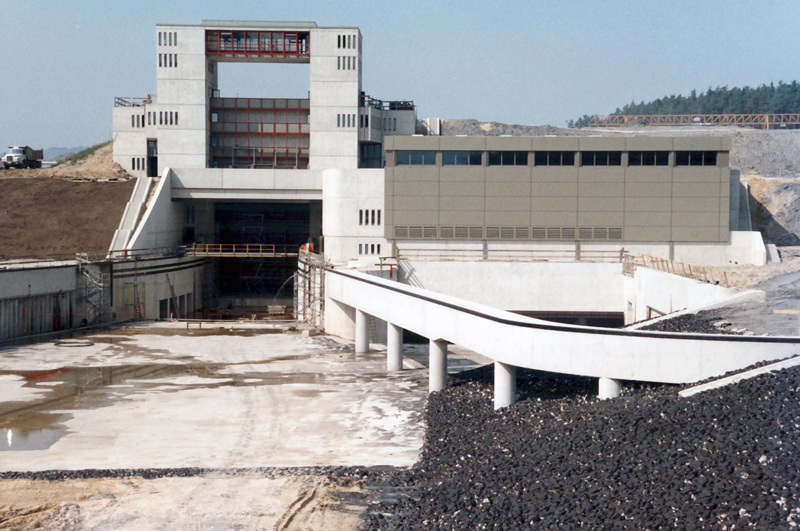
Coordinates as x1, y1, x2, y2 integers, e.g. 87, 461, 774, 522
359, 210, 363, 225
173, 32, 177, 46
337, 35, 341, 48
377, 210, 381, 225
377, 244, 381, 254
371, 244, 375, 254
132, 115, 135, 128
371, 210, 376, 225
175, 112, 178, 125
174, 54, 177, 67
358, 244, 362, 255
132, 158, 135, 169
158, 32, 162, 46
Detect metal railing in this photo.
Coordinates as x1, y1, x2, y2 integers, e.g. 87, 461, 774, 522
182, 243, 299, 257
359, 93, 415, 111
396, 247, 627, 263
114, 97, 150, 107
623, 254, 731, 287
0, 248, 184, 270
588, 113, 800, 130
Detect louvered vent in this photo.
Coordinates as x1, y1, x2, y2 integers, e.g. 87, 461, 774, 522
500, 227, 515, 239
561, 227, 576, 240
439, 226, 455, 239
486, 227, 501, 239
454, 226, 469, 238
515, 227, 529, 239
470, 227, 484, 239
394, 226, 409, 238
423, 226, 438, 239
546, 227, 561, 240
593, 228, 608, 240
531, 227, 547, 240
578, 227, 593, 240
608, 228, 623, 240
408, 226, 423, 239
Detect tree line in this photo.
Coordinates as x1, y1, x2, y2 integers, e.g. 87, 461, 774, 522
568, 81, 800, 128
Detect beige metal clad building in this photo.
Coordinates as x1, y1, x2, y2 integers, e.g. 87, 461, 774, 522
384, 135, 732, 245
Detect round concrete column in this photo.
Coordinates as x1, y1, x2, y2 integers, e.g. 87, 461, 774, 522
387, 323, 403, 371
598, 377, 622, 399
355, 309, 369, 353
494, 361, 517, 410
429, 339, 448, 392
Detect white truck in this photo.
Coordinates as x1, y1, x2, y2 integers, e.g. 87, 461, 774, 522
3, 146, 44, 169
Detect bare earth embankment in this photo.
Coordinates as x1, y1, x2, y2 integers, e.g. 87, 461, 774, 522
0, 143, 133, 257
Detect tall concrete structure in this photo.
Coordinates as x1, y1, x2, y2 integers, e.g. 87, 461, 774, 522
109, 19, 767, 320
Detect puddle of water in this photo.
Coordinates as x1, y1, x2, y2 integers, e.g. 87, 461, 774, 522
0, 359, 336, 452
107, 327, 287, 337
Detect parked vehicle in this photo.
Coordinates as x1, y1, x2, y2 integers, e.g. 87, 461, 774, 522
3, 146, 43, 169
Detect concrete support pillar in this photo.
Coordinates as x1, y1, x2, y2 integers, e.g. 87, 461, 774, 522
355, 309, 369, 353
494, 361, 517, 409
429, 339, 448, 392
387, 323, 403, 372
598, 377, 622, 399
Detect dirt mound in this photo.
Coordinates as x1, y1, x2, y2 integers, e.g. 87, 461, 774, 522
0, 177, 134, 257
441, 119, 588, 137
745, 176, 800, 245
0, 142, 130, 181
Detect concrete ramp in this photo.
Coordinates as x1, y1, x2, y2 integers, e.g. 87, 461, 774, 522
326, 268, 800, 387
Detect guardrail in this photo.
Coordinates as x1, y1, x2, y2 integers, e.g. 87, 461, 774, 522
396, 247, 627, 263
114, 97, 150, 107
0, 248, 185, 269
182, 243, 299, 257
624, 254, 730, 287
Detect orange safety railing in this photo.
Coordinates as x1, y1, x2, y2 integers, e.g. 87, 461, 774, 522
182, 243, 299, 257
588, 113, 800, 130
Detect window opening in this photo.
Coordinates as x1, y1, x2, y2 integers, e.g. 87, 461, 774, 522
377, 210, 381, 225
358, 243, 362, 254
359, 210, 363, 225
442, 151, 482, 165
377, 244, 381, 254
396, 150, 435, 165
533, 151, 575, 166
488, 151, 528, 166
628, 151, 669, 166
581, 151, 622, 166
675, 151, 717, 166
371, 210, 376, 225
371, 244, 375, 254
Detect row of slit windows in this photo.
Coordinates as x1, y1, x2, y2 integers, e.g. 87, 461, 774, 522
358, 243, 381, 255
337, 34, 356, 49
136, 111, 178, 127
337, 56, 357, 70
394, 150, 719, 167
337, 113, 357, 128
131, 157, 145, 171
359, 114, 369, 128
158, 31, 177, 46
159, 53, 178, 68
383, 118, 397, 132
359, 209, 381, 226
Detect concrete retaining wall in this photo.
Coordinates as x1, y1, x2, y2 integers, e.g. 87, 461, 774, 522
398, 260, 623, 312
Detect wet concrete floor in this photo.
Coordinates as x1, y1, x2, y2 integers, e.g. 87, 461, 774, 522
0, 323, 488, 471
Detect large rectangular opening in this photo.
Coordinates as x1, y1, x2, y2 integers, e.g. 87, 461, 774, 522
209, 62, 310, 169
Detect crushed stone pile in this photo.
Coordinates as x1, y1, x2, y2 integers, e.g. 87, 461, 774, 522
363, 365, 800, 530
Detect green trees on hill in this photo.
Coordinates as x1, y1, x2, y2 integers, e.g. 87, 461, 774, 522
568, 81, 800, 128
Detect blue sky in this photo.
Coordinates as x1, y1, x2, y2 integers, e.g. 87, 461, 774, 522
1, 0, 798, 150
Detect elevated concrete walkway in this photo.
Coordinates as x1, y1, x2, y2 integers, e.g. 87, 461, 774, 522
326, 268, 800, 408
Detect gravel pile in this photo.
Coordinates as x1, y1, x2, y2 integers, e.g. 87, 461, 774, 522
364, 365, 800, 530
635, 311, 740, 335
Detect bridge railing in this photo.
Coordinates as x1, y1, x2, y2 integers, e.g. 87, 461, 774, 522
182, 243, 299, 257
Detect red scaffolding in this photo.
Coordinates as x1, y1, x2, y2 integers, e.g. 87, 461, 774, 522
205, 30, 310, 57
209, 97, 310, 169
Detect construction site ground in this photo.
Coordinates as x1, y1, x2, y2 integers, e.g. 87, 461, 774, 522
0, 322, 488, 529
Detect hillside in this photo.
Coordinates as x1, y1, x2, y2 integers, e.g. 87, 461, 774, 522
0, 142, 134, 257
